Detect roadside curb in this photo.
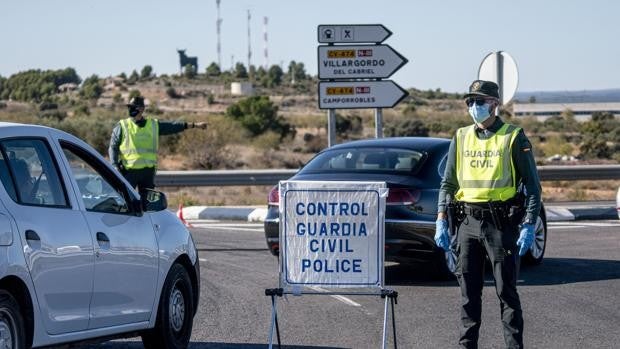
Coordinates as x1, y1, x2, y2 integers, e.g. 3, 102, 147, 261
178, 206, 264, 221
545, 205, 617, 221
179, 204, 617, 222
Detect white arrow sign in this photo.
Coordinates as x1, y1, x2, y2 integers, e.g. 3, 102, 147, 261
318, 81, 408, 109
318, 24, 392, 43
318, 45, 408, 80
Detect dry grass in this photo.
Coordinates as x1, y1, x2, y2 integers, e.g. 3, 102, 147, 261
542, 180, 619, 202
165, 185, 273, 207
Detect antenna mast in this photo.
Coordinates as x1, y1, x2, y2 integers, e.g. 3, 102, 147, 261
216, 0, 222, 68
247, 9, 252, 71
263, 16, 269, 69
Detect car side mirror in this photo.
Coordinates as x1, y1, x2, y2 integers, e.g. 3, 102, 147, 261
141, 189, 168, 212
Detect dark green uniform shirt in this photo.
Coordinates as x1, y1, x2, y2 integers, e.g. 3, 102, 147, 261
438, 117, 542, 224
108, 117, 189, 168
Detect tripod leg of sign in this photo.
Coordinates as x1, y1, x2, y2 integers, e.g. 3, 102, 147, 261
381, 289, 399, 349
266, 288, 283, 349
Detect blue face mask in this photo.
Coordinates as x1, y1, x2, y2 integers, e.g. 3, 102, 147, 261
468, 103, 492, 124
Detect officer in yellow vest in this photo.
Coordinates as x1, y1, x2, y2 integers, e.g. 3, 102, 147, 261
108, 96, 207, 195
436, 80, 541, 348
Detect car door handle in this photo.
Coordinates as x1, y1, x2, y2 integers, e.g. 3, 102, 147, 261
25, 230, 40, 241
96, 232, 109, 243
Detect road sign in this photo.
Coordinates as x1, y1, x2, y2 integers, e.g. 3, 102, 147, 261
318, 80, 408, 109
478, 51, 519, 105
318, 24, 392, 43
317, 44, 408, 80
280, 180, 386, 289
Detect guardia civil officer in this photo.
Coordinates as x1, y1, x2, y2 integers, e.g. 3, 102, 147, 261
435, 80, 541, 348
108, 96, 207, 196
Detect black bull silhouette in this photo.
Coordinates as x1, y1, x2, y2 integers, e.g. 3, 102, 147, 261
177, 49, 198, 73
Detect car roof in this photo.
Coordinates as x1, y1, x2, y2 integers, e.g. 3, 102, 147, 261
325, 137, 450, 153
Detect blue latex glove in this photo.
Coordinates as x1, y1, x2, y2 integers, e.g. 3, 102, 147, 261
434, 219, 450, 251
516, 223, 536, 256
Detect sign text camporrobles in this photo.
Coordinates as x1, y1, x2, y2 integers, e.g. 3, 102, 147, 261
280, 181, 387, 289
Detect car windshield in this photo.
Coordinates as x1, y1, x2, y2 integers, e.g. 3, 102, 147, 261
301, 147, 425, 173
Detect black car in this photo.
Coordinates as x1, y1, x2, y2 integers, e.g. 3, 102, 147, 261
264, 137, 547, 274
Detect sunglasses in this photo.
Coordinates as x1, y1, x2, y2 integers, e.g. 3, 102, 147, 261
466, 98, 495, 107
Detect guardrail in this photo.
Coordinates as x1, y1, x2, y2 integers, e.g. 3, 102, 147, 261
155, 165, 620, 187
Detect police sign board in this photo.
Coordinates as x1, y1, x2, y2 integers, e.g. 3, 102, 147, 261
318, 80, 408, 109
280, 181, 387, 289
317, 44, 408, 80
318, 24, 392, 43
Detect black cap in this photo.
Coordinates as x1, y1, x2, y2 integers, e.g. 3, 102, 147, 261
126, 96, 145, 108
464, 80, 499, 99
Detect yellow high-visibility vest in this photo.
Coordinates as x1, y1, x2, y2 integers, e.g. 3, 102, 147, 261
455, 123, 521, 202
119, 118, 159, 169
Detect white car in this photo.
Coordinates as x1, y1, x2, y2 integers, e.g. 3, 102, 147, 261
0, 123, 199, 348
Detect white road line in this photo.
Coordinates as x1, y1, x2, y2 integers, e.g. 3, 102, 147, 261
199, 258, 208, 262
548, 221, 619, 228
188, 222, 264, 228
308, 286, 362, 307
191, 225, 264, 232
548, 225, 583, 230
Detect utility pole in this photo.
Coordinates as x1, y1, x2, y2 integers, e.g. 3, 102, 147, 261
216, 0, 222, 69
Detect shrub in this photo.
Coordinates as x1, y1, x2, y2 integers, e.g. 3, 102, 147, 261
385, 119, 429, 137
225, 96, 295, 139
178, 116, 242, 169
80, 75, 103, 100
2, 68, 81, 102
166, 87, 180, 99
140, 65, 154, 80
39, 101, 58, 111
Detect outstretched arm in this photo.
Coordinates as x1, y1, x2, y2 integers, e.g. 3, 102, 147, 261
108, 123, 122, 168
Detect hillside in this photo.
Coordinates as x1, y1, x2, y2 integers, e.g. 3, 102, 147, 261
0, 68, 618, 205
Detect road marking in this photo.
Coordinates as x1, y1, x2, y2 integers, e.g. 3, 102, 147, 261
191, 224, 264, 232
308, 286, 362, 307
199, 258, 208, 262
189, 222, 264, 228
548, 221, 619, 229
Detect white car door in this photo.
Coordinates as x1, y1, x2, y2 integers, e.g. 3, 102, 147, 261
0, 137, 94, 335
58, 140, 159, 329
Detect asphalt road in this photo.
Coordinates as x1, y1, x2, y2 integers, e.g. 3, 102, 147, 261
81, 219, 619, 349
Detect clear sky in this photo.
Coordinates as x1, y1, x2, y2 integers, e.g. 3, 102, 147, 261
2, 0, 619, 93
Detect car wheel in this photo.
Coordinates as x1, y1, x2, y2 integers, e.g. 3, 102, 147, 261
142, 264, 194, 349
0, 290, 26, 349
522, 215, 547, 265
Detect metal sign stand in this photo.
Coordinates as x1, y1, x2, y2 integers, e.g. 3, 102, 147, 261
264, 288, 399, 349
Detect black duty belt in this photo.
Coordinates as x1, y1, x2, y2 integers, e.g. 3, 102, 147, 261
462, 202, 509, 219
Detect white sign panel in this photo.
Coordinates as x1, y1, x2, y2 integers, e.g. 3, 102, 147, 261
478, 51, 519, 105
318, 80, 408, 109
280, 181, 387, 289
318, 45, 408, 80
318, 24, 392, 43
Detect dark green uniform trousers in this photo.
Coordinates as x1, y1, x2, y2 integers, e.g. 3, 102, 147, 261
455, 210, 524, 349
121, 167, 156, 197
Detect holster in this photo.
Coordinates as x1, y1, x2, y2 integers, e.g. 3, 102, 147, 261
507, 193, 527, 226
446, 200, 465, 237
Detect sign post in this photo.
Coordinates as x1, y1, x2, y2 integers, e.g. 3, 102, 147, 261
317, 24, 409, 145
